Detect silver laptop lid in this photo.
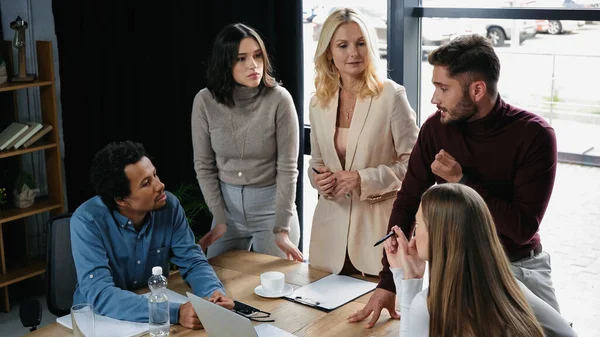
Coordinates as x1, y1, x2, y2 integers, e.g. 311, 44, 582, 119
186, 292, 259, 337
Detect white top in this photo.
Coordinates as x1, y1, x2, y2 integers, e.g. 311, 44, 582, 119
391, 268, 577, 337
152, 266, 162, 276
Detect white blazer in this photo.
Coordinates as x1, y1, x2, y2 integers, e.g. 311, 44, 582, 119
308, 79, 419, 275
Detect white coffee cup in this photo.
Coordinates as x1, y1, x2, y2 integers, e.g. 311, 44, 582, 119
260, 271, 285, 295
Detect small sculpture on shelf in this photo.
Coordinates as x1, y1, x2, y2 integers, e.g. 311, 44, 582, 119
9, 16, 36, 83
13, 172, 39, 208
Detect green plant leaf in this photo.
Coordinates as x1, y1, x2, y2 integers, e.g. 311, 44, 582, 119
171, 183, 210, 227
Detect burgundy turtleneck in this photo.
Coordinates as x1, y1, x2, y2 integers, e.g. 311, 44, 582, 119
378, 96, 558, 292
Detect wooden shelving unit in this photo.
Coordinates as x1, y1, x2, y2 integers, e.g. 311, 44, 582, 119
0, 80, 53, 93
0, 199, 63, 224
0, 141, 57, 159
0, 41, 65, 312
0, 258, 46, 288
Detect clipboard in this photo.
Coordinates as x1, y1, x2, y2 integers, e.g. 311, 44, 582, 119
283, 274, 377, 312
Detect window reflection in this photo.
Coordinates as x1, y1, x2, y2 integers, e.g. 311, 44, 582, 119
421, 19, 600, 158
422, 0, 600, 9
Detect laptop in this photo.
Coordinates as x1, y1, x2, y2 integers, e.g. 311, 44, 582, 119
186, 292, 297, 337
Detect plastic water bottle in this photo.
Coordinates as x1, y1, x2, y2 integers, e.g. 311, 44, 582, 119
148, 266, 170, 336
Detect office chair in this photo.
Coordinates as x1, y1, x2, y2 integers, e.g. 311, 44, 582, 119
19, 213, 75, 331
19, 298, 41, 331
46, 213, 76, 317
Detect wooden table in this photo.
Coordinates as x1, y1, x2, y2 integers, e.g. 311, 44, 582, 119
26, 251, 400, 337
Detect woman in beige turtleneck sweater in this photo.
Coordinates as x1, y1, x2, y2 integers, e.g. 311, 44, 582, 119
191, 23, 302, 262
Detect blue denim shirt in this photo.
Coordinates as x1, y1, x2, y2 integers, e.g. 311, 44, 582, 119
71, 191, 224, 324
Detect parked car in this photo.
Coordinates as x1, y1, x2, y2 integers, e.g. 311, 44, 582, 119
422, 18, 488, 59
562, 0, 600, 8
474, 19, 538, 46
528, 0, 598, 8
422, 1, 537, 47
527, 0, 587, 34
535, 19, 583, 34
423, 17, 536, 48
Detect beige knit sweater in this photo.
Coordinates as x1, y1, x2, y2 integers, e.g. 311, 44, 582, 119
191, 85, 299, 232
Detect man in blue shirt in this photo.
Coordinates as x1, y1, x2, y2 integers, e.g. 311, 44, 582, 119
71, 141, 233, 329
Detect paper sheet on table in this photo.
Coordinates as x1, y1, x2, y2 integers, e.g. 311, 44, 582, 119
255, 323, 298, 337
284, 274, 377, 311
56, 289, 188, 337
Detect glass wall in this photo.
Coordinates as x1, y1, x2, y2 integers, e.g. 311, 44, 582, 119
422, 0, 600, 9
420, 19, 600, 157
299, 2, 599, 335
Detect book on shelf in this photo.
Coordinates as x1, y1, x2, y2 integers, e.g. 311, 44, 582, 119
6, 122, 43, 149
0, 122, 29, 150
22, 124, 53, 148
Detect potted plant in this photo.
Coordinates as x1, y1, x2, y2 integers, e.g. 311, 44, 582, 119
171, 183, 211, 240
13, 172, 39, 208
170, 182, 212, 271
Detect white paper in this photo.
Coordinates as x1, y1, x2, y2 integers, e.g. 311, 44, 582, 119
285, 274, 377, 310
141, 288, 189, 304
57, 289, 189, 337
57, 314, 148, 337
255, 323, 297, 337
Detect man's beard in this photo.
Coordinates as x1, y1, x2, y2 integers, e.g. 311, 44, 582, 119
440, 88, 478, 124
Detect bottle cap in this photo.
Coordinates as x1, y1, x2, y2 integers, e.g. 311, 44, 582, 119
152, 266, 163, 276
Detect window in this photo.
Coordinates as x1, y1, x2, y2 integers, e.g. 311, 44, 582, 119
391, 2, 600, 334
420, 18, 600, 159
422, 0, 600, 9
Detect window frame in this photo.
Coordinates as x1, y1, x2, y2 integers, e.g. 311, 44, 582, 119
384, 0, 600, 165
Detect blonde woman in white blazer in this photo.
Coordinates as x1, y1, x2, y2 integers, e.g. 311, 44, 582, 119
308, 8, 419, 277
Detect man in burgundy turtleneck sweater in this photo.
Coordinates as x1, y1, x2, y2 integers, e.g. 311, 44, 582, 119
349, 34, 560, 328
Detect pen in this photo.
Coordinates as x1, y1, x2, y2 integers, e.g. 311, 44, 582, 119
311, 167, 320, 174
373, 230, 396, 247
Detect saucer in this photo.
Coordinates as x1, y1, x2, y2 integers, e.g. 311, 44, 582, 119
254, 284, 294, 298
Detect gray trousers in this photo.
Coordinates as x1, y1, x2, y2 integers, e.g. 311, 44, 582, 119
206, 182, 300, 259
510, 251, 561, 313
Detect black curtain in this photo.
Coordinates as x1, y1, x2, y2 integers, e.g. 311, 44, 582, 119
52, 1, 304, 244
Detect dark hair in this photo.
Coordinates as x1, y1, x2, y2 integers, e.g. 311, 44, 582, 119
206, 23, 276, 106
428, 34, 500, 96
89, 141, 147, 210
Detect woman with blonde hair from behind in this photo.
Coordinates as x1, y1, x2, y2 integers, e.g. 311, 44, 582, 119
385, 183, 576, 337
308, 7, 419, 283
